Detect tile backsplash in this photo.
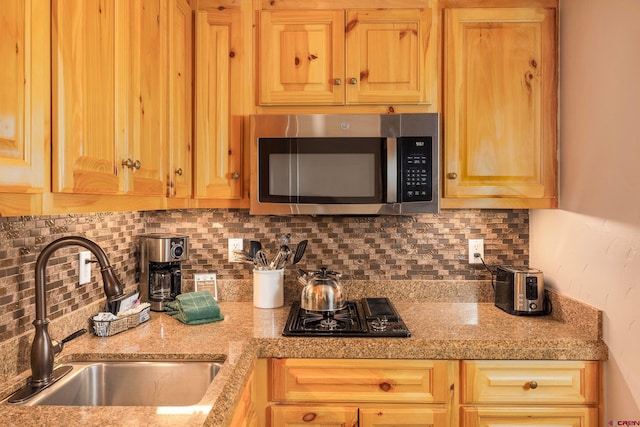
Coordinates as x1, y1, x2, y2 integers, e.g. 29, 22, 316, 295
0, 208, 527, 344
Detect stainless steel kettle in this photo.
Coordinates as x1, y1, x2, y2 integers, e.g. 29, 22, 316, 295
299, 267, 347, 312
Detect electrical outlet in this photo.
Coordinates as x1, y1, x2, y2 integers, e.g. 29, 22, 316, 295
228, 238, 244, 262
79, 251, 92, 285
468, 239, 484, 264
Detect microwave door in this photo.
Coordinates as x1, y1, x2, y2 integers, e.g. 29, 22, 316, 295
295, 138, 385, 204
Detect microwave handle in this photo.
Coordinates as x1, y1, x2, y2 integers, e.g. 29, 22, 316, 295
386, 138, 398, 203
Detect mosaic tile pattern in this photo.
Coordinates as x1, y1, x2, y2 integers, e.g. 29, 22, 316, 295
144, 208, 528, 285
0, 213, 143, 343
0, 208, 528, 344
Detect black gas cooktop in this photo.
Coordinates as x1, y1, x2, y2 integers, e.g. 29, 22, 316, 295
283, 297, 411, 337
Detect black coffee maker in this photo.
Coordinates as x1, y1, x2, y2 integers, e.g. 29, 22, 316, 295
138, 234, 189, 311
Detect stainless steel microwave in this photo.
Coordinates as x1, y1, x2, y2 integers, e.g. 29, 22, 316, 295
250, 113, 439, 216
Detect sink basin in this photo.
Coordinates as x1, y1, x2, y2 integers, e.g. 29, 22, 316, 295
14, 359, 224, 407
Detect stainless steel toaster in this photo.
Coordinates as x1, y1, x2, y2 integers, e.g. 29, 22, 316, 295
495, 266, 546, 315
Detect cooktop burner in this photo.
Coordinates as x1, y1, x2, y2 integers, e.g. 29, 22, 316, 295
283, 298, 411, 337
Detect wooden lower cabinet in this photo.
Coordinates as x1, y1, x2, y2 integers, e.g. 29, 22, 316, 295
460, 406, 598, 427
270, 404, 449, 427
264, 359, 453, 427
229, 371, 258, 427
360, 406, 449, 427
255, 358, 602, 427
270, 405, 358, 427
460, 361, 601, 427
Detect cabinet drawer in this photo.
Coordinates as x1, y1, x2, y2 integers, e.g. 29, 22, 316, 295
461, 361, 599, 404
270, 359, 450, 403
461, 406, 598, 427
270, 404, 358, 427
360, 405, 449, 427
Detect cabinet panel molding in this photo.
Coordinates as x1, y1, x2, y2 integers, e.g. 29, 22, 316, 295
444, 6, 558, 204
360, 406, 449, 427
127, 0, 168, 197
461, 360, 599, 404
259, 9, 345, 105
461, 406, 598, 427
52, 0, 123, 194
345, 8, 433, 104
270, 405, 359, 427
194, 9, 243, 199
168, 0, 193, 198
0, 0, 49, 194
271, 358, 449, 403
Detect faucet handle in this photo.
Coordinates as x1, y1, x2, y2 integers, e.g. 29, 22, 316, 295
62, 328, 87, 344
52, 328, 88, 355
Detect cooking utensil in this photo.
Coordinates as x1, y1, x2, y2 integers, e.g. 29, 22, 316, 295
270, 233, 292, 270
254, 250, 269, 270
292, 240, 307, 264
233, 249, 254, 263
249, 240, 262, 259
300, 267, 347, 312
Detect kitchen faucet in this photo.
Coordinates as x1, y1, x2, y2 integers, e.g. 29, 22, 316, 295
7, 236, 125, 403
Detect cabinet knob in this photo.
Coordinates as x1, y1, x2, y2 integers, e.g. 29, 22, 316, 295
334, 78, 342, 86
121, 158, 134, 169
349, 77, 358, 85
231, 172, 240, 179
527, 380, 538, 390
175, 168, 183, 176
447, 172, 458, 179
133, 160, 141, 170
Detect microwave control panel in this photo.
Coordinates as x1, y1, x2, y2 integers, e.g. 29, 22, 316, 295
398, 137, 433, 202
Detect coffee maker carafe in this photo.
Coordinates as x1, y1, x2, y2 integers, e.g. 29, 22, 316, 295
139, 234, 189, 311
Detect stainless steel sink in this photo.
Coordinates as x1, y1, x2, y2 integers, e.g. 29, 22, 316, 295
13, 359, 224, 406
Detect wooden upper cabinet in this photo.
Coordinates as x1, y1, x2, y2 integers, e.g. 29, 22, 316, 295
168, 0, 193, 199
52, 0, 122, 195
52, 0, 167, 197
345, 8, 432, 105
194, 9, 243, 199
259, 5, 434, 106
0, 0, 49, 194
443, 7, 558, 207
259, 9, 345, 105
127, 0, 168, 197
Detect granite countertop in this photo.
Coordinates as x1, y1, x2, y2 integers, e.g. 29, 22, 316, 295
1, 299, 608, 427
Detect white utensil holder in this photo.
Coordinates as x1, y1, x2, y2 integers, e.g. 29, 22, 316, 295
253, 268, 284, 308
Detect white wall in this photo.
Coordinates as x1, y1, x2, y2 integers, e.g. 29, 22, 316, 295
530, 0, 640, 421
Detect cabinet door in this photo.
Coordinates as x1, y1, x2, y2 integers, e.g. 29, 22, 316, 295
461, 360, 599, 405
271, 359, 449, 403
168, 0, 193, 198
259, 10, 345, 105
0, 0, 48, 193
127, 0, 168, 196
229, 372, 257, 427
444, 7, 557, 204
360, 406, 449, 427
461, 406, 598, 427
345, 8, 433, 105
194, 9, 242, 199
270, 405, 358, 427
52, 0, 124, 194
